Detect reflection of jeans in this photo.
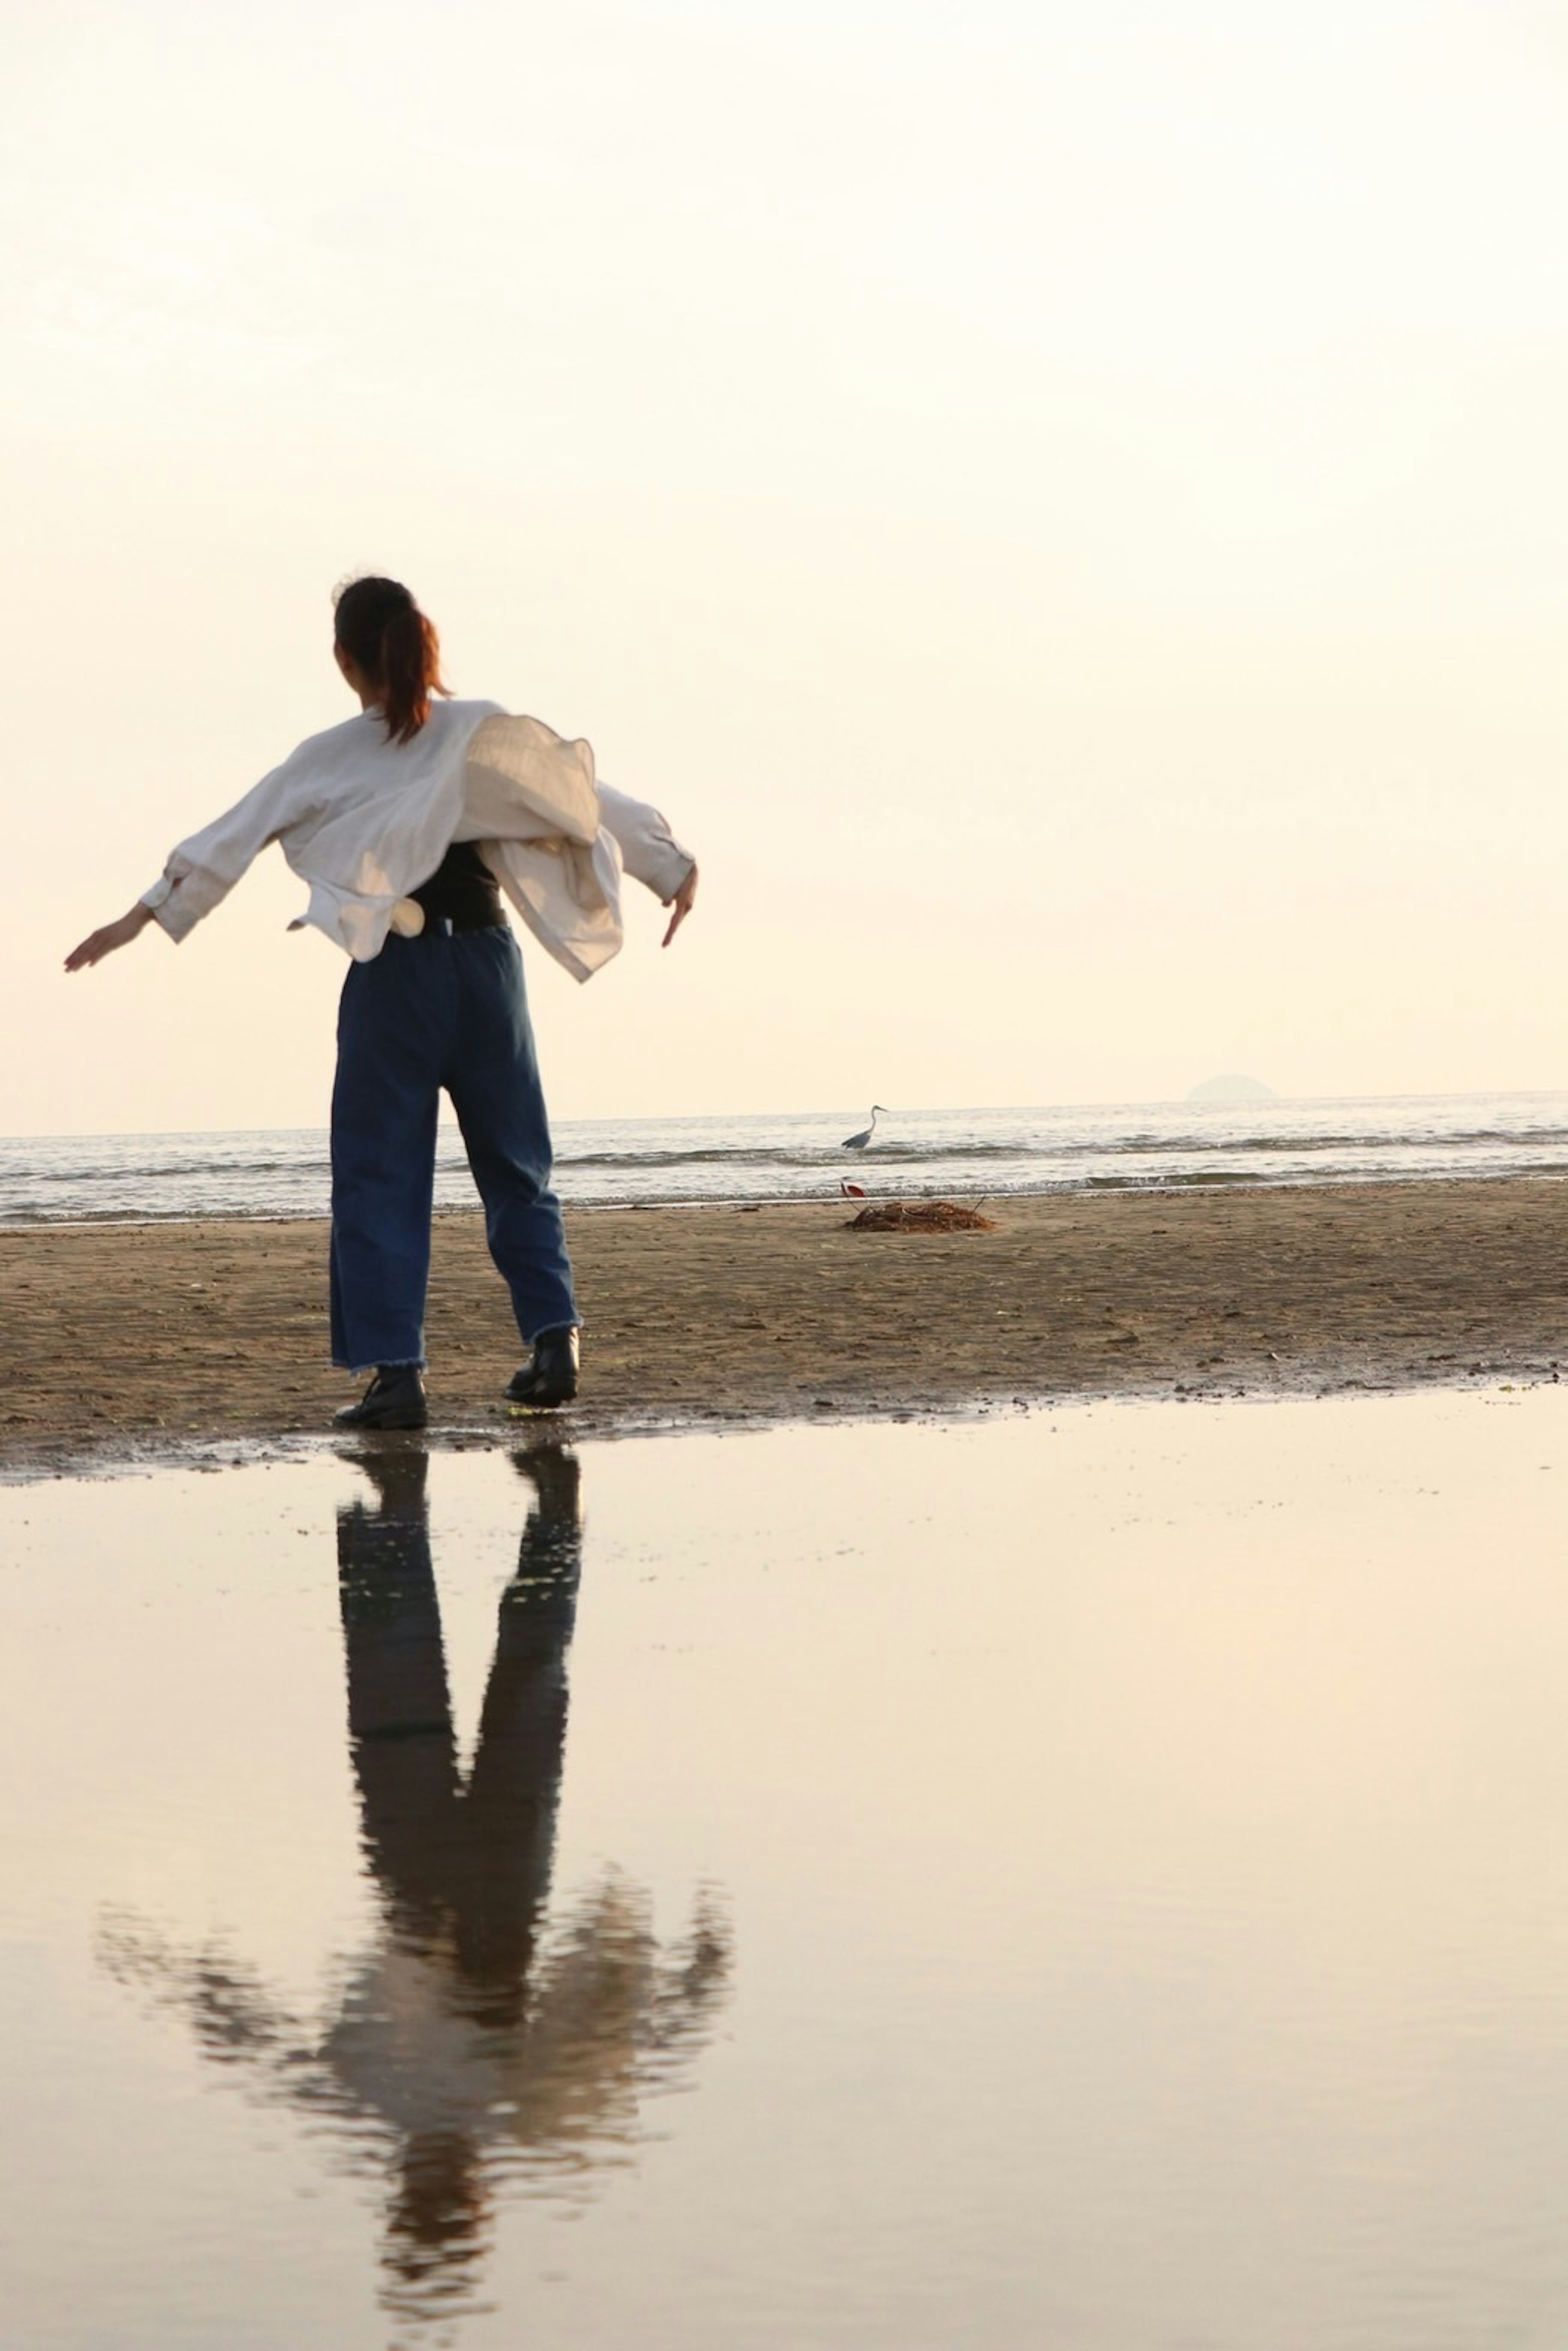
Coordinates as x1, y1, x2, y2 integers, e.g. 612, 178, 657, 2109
336, 1455, 582, 2025
329, 925, 579, 1370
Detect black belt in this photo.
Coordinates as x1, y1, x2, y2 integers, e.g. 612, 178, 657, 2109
415, 911, 507, 937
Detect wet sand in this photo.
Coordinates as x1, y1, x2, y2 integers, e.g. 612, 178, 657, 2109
4, 1176, 1568, 1470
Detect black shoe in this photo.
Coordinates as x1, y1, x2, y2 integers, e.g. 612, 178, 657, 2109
505, 1326, 580, 1410
334, 1367, 429, 1430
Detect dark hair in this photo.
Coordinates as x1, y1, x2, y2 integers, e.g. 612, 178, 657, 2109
332, 575, 450, 745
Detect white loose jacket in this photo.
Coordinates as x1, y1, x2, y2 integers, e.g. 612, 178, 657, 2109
140, 699, 695, 982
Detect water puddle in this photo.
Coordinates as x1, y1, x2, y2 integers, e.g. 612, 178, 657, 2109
6, 1392, 1568, 2347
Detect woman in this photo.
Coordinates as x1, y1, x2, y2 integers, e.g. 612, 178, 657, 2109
65, 576, 699, 1430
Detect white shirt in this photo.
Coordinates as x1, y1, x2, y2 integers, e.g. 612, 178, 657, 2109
139, 698, 695, 981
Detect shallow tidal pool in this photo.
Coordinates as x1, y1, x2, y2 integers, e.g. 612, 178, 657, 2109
6, 1391, 1568, 2349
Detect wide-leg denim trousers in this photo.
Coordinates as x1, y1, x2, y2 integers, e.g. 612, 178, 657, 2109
330, 924, 579, 1372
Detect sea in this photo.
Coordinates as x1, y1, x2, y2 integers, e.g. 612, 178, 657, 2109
3, 1090, 1568, 1225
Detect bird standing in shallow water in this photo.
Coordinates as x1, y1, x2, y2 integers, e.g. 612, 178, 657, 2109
842, 1105, 887, 1149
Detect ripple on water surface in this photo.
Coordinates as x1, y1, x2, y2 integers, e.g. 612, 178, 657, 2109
6, 1396, 1568, 2348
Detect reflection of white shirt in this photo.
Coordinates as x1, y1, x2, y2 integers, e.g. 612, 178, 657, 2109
139, 699, 695, 980
320, 1929, 650, 2158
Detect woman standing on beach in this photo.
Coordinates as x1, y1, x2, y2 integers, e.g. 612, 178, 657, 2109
64, 576, 699, 1430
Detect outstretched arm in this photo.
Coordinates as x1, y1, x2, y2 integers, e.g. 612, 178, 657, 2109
64, 900, 158, 973
596, 782, 699, 949
65, 750, 308, 975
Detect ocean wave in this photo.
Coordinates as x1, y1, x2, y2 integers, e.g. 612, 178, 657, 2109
9, 1096, 1568, 1225
22, 1125, 1568, 1187
16, 1158, 312, 1188
551, 1129, 1568, 1171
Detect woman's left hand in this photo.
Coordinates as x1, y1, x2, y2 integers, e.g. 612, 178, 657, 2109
661, 862, 699, 948
65, 901, 156, 972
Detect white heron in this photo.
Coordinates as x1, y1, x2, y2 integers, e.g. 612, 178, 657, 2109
841, 1104, 888, 1150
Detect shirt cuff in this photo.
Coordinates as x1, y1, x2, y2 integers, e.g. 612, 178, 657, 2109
141, 877, 200, 943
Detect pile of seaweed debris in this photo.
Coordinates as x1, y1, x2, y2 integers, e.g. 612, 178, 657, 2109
844, 1199, 996, 1233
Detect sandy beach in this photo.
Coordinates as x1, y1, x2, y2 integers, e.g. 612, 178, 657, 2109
4, 1175, 1567, 1469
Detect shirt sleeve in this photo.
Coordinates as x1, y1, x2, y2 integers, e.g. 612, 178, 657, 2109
139, 761, 298, 944
595, 781, 696, 901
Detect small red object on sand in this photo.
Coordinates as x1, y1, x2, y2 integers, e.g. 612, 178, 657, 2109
840, 1179, 868, 1199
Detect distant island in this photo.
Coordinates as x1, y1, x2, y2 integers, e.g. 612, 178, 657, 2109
1186, 1074, 1279, 1104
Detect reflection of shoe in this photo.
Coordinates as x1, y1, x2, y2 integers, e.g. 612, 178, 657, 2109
505, 1327, 580, 1410
334, 1367, 429, 1429
513, 1439, 582, 1526
350, 1446, 430, 1517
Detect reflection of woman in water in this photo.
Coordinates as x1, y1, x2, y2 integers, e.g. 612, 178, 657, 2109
99, 1444, 731, 2330
65, 577, 699, 1428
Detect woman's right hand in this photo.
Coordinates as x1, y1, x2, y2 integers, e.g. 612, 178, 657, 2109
660, 861, 699, 948
65, 901, 156, 973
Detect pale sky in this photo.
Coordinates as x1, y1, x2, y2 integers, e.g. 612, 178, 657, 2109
6, 0, 1568, 1132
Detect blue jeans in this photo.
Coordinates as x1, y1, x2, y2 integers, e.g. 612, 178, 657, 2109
329, 924, 579, 1372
